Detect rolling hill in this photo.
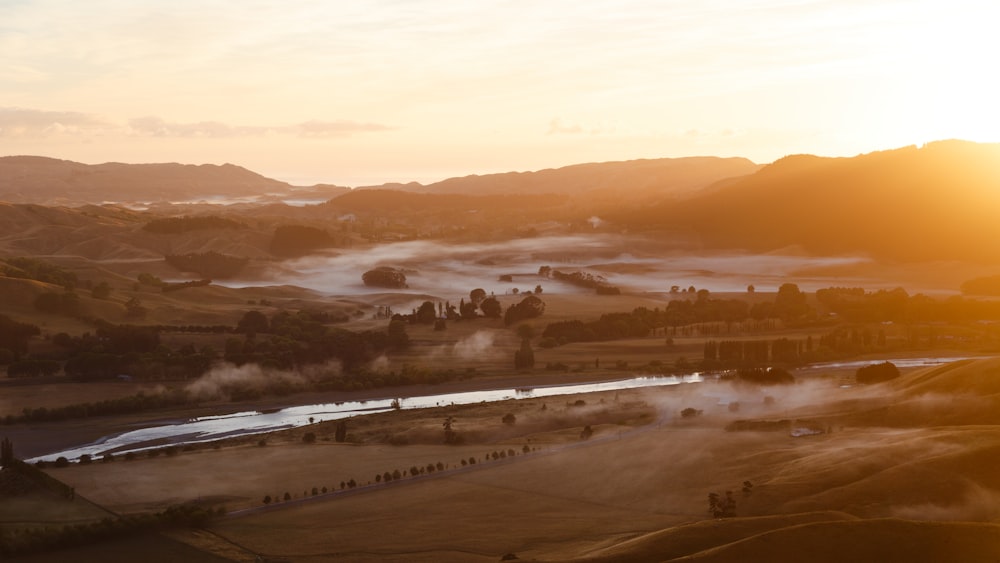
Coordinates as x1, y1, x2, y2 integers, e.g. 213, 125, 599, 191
0, 156, 295, 205
358, 156, 762, 201
625, 140, 1000, 262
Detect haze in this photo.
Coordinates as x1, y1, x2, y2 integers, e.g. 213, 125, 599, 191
3, 1, 998, 186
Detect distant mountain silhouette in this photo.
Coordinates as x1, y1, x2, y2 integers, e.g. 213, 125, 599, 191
624, 140, 1000, 261
0, 156, 294, 205
357, 156, 762, 200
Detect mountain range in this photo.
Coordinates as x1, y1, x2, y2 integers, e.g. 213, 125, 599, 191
1, 140, 999, 264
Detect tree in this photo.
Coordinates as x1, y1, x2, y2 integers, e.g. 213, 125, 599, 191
514, 324, 535, 369
416, 301, 437, 324
1, 437, 13, 468
504, 295, 545, 326
502, 413, 516, 425
91, 281, 111, 299
856, 361, 900, 384
236, 310, 270, 334
388, 319, 409, 349
124, 296, 147, 320
708, 491, 737, 518
362, 267, 407, 289
480, 297, 502, 319
335, 420, 348, 442
443, 416, 460, 444
0, 314, 40, 360
580, 425, 594, 440
773, 282, 810, 322
470, 288, 487, 306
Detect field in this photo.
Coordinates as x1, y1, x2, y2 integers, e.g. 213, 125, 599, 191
5, 354, 997, 561
4, 248, 1000, 561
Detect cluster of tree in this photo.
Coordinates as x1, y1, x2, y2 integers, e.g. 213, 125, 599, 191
148, 324, 232, 334
542, 267, 621, 295
41, 323, 213, 381
6, 359, 60, 378
0, 502, 224, 557
961, 275, 1000, 296
720, 367, 795, 385
0, 314, 40, 362
165, 252, 248, 278
855, 361, 900, 384
816, 328, 886, 355
456, 289, 502, 320
513, 325, 535, 369
703, 338, 811, 365
227, 308, 407, 371
4, 388, 194, 425
504, 295, 545, 326
815, 287, 910, 322
161, 279, 212, 292
708, 491, 737, 518
235, 309, 347, 336
137, 272, 165, 288
820, 288, 1000, 323
142, 215, 246, 234
269, 224, 337, 257
362, 267, 408, 288
542, 311, 652, 344
33, 291, 80, 316
1, 257, 77, 289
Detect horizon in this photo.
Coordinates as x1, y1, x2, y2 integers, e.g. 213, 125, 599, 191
3, 137, 988, 189
3, 1, 998, 187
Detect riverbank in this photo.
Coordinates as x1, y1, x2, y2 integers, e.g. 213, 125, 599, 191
6, 349, 987, 461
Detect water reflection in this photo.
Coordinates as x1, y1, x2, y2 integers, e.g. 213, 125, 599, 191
28, 374, 702, 462
29, 355, 981, 463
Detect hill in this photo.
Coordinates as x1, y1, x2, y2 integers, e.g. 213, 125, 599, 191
0, 156, 292, 205
626, 140, 1000, 262
358, 156, 762, 200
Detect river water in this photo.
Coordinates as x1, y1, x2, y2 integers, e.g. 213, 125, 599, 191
27, 355, 982, 463
27, 374, 704, 463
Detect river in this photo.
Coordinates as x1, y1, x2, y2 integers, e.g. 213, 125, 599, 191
27, 373, 704, 463
26, 355, 981, 463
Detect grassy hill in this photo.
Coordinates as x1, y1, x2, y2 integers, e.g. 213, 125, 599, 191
623, 140, 1000, 262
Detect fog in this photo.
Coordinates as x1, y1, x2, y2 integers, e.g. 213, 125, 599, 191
217, 233, 872, 297
186, 361, 342, 401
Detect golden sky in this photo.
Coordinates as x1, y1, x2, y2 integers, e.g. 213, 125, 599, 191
1, 0, 998, 186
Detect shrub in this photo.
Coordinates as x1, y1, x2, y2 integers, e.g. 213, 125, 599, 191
856, 361, 901, 384
362, 267, 407, 289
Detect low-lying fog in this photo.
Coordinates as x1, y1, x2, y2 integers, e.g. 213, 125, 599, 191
218, 234, 873, 298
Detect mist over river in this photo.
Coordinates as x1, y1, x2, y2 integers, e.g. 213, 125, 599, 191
216, 233, 873, 297
28, 355, 978, 463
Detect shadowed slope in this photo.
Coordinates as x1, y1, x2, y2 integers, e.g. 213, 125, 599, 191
668, 519, 1000, 563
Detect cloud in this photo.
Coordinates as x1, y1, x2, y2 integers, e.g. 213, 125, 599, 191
127, 116, 393, 138
127, 116, 271, 138
548, 118, 584, 135
0, 107, 113, 136
0, 107, 395, 139
295, 119, 393, 138
547, 117, 615, 136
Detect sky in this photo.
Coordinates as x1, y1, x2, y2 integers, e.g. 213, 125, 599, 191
1, 0, 998, 187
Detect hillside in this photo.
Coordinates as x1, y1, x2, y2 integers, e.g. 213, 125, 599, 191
625, 140, 1000, 262
0, 156, 293, 205
359, 156, 761, 200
